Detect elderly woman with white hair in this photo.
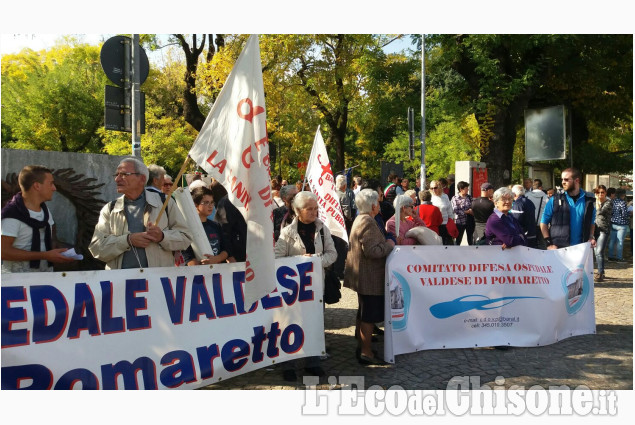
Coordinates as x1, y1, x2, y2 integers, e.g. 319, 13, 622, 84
344, 189, 395, 365
385, 194, 426, 245
485, 187, 527, 249
274, 191, 337, 381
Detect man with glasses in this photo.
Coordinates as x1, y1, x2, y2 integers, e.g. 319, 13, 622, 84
89, 158, 192, 269
540, 168, 596, 250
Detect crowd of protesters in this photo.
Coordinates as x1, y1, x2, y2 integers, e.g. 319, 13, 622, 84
2, 161, 632, 380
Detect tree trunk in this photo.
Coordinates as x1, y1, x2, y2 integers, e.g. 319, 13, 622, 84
479, 97, 528, 188
175, 34, 206, 132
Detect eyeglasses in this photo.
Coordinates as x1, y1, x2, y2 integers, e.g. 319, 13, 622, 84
430, 187, 439, 190
163, 182, 173, 187
199, 201, 214, 206
113, 172, 140, 179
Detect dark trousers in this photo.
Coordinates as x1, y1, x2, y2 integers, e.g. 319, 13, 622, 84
473, 221, 487, 243
439, 224, 454, 245
456, 216, 475, 245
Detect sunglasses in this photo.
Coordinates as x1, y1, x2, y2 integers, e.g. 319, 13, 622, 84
430, 186, 439, 189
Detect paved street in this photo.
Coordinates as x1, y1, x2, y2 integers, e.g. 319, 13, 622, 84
204, 241, 633, 391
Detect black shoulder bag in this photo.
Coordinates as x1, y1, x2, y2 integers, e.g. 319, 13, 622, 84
320, 228, 342, 304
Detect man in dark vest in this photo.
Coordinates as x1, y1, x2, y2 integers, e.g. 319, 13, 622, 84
540, 167, 596, 250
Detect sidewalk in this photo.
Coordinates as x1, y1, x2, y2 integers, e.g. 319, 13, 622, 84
203, 242, 633, 391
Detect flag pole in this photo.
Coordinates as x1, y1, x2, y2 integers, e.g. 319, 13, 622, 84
155, 156, 192, 224
420, 34, 427, 191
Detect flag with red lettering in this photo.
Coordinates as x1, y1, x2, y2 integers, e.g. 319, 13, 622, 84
188, 34, 275, 306
305, 128, 348, 242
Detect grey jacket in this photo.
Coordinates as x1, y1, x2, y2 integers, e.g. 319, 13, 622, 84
594, 199, 613, 233
526, 189, 548, 223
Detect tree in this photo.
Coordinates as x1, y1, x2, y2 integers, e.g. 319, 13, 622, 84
170, 34, 225, 132
424, 34, 633, 187
2, 42, 107, 153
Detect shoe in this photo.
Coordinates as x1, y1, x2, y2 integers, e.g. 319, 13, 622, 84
607, 258, 617, 262
372, 326, 384, 336
615, 259, 627, 264
594, 273, 604, 282
358, 354, 385, 365
355, 347, 378, 360
304, 367, 326, 377
283, 370, 297, 382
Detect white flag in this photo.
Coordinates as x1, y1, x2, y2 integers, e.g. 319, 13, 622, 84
305, 127, 348, 242
188, 35, 275, 306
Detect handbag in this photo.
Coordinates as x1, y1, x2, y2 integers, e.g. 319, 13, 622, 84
320, 229, 341, 304
446, 217, 459, 238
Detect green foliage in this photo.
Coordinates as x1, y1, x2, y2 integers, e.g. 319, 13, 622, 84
423, 34, 633, 183
383, 116, 480, 180
2, 44, 107, 152
2, 34, 631, 185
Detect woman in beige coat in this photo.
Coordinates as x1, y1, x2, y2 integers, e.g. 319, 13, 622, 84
344, 189, 395, 365
275, 191, 337, 381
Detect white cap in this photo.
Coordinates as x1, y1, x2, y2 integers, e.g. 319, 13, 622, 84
188, 180, 207, 192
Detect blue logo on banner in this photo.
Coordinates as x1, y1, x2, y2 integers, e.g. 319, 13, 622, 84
390, 272, 411, 331
429, 295, 542, 319
562, 265, 589, 314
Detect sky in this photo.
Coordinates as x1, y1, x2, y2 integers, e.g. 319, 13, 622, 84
0, 33, 416, 60
0, 34, 110, 55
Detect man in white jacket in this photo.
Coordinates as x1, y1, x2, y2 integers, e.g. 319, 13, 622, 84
89, 158, 192, 269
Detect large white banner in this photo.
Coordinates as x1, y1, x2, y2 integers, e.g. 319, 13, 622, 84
1, 257, 324, 390
188, 34, 275, 306
305, 127, 348, 241
384, 244, 595, 363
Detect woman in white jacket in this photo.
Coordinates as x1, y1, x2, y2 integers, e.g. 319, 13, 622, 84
430, 180, 455, 245
274, 191, 337, 382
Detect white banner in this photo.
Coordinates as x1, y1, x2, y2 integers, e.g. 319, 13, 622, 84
188, 34, 275, 306
384, 244, 595, 363
1, 257, 324, 390
305, 128, 348, 242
